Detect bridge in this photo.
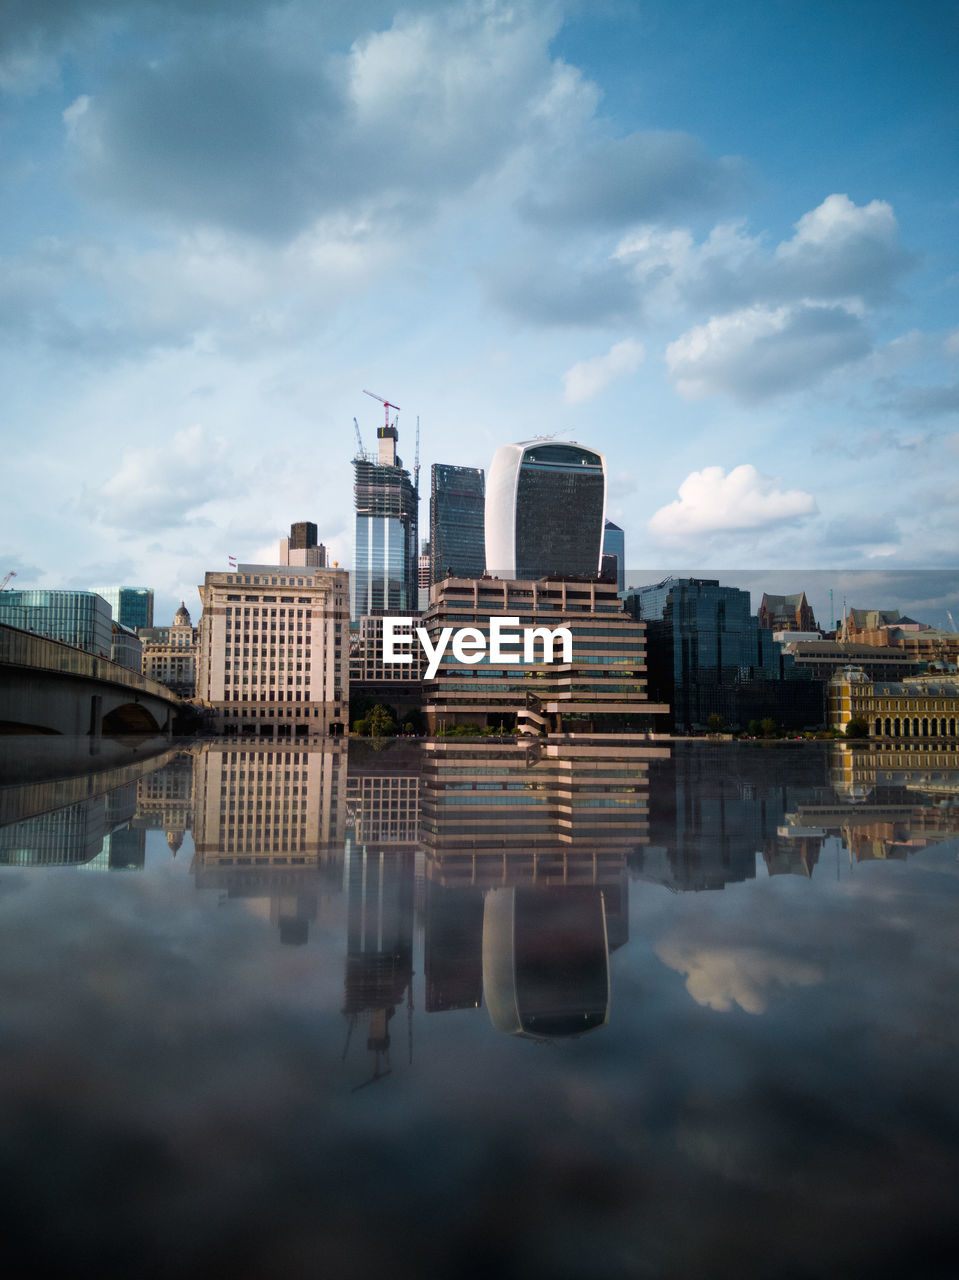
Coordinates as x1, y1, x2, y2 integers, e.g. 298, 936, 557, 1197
0, 623, 183, 737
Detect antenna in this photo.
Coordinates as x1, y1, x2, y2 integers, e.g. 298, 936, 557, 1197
414, 415, 420, 496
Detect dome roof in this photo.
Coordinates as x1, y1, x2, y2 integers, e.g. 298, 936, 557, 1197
173, 601, 191, 625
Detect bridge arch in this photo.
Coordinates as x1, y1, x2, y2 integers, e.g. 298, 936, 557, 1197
101, 702, 162, 735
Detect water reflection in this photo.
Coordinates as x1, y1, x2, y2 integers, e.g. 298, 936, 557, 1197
1, 737, 958, 1275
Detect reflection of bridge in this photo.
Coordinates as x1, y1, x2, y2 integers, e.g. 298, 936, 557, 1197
0, 624, 182, 736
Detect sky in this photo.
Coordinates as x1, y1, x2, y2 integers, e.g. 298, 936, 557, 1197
1, 0, 957, 626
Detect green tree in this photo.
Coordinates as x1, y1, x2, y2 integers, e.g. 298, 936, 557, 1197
747, 720, 760, 738
759, 717, 777, 738
367, 704, 396, 738
706, 713, 724, 733
845, 716, 870, 739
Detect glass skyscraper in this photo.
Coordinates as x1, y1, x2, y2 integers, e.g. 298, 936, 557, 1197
624, 577, 819, 731
602, 519, 625, 593
352, 425, 419, 623
485, 440, 606, 579
430, 463, 486, 584
91, 586, 154, 630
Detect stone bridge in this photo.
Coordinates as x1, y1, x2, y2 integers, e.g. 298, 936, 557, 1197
0, 623, 183, 737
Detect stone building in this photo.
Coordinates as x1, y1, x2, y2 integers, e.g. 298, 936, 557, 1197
828, 667, 959, 739
140, 602, 198, 696
196, 563, 349, 736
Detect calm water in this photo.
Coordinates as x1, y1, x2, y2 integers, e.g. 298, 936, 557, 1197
1, 736, 958, 1279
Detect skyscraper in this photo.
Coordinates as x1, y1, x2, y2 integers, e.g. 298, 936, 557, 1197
352, 425, 419, 623
90, 586, 154, 630
602, 519, 625, 593
430, 463, 485, 584
278, 521, 326, 567
485, 440, 606, 579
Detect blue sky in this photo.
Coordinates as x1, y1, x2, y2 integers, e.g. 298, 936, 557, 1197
1, 0, 957, 625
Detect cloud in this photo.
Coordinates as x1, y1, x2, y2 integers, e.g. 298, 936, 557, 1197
519, 130, 746, 229
562, 339, 645, 403
483, 254, 640, 327
886, 383, 959, 419
655, 940, 823, 1014
648, 465, 817, 542
60, 2, 591, 242
665, 302, 872, 401
97, 424, 234, 529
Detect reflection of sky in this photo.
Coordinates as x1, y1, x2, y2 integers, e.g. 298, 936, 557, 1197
0, 746, 958, 1276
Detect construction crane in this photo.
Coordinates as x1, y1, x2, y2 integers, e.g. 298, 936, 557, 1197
362, 388, 401, 432
353, 417, 365, 459
0, 571, 15, 592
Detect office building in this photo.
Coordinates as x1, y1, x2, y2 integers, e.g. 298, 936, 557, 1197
419, 576, 669, 733
626, 577, 821, 732
111, 620, 142, 672
278, 521, 327, 567
352, 424, 418, 623
485, 440, 606, 579
602, 519, 625, 593
140, 603, 199, 697
196, 563, 349, 736
430, 464, 486, 584
418, 541, 431, 612
90, 586, 154, 631
0, 588, 112, 656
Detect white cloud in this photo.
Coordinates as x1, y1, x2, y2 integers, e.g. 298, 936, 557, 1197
562, 339, 645, 403
665, 301, 871, 401
655, 940, 823, 1014
97, 424, 233, 529
648, 464, 817, 542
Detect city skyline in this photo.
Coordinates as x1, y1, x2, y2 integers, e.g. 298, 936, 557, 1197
1, 1, 957, 624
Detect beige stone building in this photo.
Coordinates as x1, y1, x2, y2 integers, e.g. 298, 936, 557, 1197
197, 563, 349, 736
828, 666, 959, 739
140, 602, 198, 696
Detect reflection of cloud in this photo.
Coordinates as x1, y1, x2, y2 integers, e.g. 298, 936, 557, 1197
655, 940, 823, 1014
562, 339, 645, 403
648, 464, 817, 543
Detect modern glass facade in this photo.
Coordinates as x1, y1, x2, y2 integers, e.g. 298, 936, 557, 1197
91, 586, 154, 630
351, 452, 418, 623
0, 589, 113, 655
430, 464, 485, 584
625, 577, 820, 731
485, 441, 606, 579
602, 519, 625, 593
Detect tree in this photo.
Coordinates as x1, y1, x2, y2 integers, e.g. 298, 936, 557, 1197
759, 717, 777, 738
367, 703, 396, 738
706, 713, 724, 733
747, 719, 760, 738
845, 716, 870, 739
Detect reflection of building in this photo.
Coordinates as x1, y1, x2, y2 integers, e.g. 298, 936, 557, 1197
346, 767, 420, 849
626, 577, 822, 732
421, 577, 669, 733
190, 741, 348, 944
485, 440, 606, 579
420, 737, 664, 886
352, 424, 418, 624
197, 563, 349, 736
0, 588, 112, 656
430, 464, 486, 585
134, 749, 195, 854
828, 668, 959, 738
140, 603, 198, 698
483, 886, 611, 1040
0, 781, 140, 869
637, 742, 831, 891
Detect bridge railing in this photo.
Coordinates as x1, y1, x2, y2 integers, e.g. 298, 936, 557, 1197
0, 623, 180, 702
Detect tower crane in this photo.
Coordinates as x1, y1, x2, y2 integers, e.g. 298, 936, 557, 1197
362, 389, 401, 432
353, 417, 365, 459
0, 571, 16, 592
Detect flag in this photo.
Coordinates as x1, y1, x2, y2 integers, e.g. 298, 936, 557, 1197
228, 555, 237, 567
